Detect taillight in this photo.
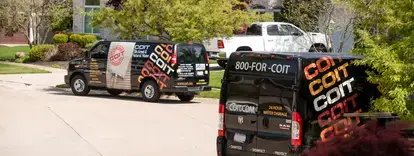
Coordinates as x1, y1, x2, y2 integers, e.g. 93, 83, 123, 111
218, 40, 224, 49
218, 103, 225, 136
206, 53, 210, 64
171, 52, 177, 65
291, 112, 303, 147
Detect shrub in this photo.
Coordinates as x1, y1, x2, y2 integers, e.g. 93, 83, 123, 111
302, 120, 412, 156
69, 34, 83, 45
14, 55, 33, 63
53, 34, 69, 44
29, 44, 57, 62
50, 42, 83, 61
69, 34, 98, 48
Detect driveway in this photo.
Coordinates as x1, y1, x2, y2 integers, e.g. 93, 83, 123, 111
0, 64, 219, 156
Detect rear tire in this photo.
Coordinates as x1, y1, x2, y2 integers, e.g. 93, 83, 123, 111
176, 93, 195, 102
309, 45, 328, 53
70, 75, 90, 96
107, 89, 123, 96
141, 81, 161, 102
217, 59, 227, 68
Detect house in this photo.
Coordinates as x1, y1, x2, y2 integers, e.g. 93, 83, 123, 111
72, 0, 285, 40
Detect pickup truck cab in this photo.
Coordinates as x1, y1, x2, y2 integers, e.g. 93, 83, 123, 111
204, 22, 332, 68
64, 40, 212, 102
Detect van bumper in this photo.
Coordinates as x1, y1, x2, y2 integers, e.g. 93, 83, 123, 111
165, 85, 212, 93
216, 136, 226, 156
64, 75, 70, 85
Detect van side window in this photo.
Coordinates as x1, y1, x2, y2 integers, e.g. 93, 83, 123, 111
178, 46, 192, 63
90, 43, 108, 59
193, 46, 206, 63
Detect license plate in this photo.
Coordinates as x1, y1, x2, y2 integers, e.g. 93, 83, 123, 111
234, 133, 246, 143
188, 87, 200, 91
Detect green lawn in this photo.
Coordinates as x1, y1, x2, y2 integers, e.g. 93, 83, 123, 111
210, 70, 224, 89
0, 46, 30, 61
210, 59, 217, 64
197, 89, 220, 99
0, 63, 50, 74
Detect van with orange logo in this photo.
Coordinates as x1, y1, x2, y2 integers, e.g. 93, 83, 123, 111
64, 40, 211, 102
216, 51, 392, 156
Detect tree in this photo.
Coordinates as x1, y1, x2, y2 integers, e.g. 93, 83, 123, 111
279, 0, 357, 53
0, 0, 73, 47
90, 0, 273, 42
347, 0, 414, 120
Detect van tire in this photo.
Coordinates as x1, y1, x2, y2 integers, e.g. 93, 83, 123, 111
107, 89, 123, 96
176, 93, 195, 102
70, 75, 90, 96
141, 81, 161, 102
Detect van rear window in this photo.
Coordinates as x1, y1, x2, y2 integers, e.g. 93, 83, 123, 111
177, 45, 207, 64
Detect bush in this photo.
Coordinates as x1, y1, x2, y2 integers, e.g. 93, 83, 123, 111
50, 42, 83, 61
302, 121, 412, 156
69, 34, 98, 48
14, 55, 33, 63
53, 34, 69, 44
29, 44, 57, 62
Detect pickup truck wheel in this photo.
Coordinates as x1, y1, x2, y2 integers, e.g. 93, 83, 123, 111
176, 93, 195, 102
217, 60, 227, 68
70, 75, 90, 96
309, 46, 328, 53
107, 89, 123, 96
141, 81, 161, 102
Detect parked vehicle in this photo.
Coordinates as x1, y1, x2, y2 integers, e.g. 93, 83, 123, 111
64, 40, 212, 102
216, 51, 410, 156
204, 22, 332, 68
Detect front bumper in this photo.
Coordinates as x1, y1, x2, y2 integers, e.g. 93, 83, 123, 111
64, 75, 70, 85
162, 85, 212, 93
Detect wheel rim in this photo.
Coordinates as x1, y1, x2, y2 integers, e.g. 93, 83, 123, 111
144, 85, 155, 99
73, 79, 85, 92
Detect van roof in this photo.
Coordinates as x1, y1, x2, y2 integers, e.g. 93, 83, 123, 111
234, 51, 363, 60
103, 40, 205, 46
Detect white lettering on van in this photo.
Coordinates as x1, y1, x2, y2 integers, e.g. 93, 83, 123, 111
226, 103, 257, 114
150, 53, 174, 75
251, 148, 266, 153
133, 44, 150, 58
314, 78, 355, 112
229, 145, 242, 150
234, 61, 290, 74
274, 151, 287, 156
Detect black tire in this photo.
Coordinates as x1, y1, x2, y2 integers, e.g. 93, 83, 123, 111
141, 80, 161, 102
107, 89, 123, 96
309, 45, 328, 53
176, 93, 195, 102
70, 75, 90, 96
164, 92, 173, 96
217, 59, 227, 68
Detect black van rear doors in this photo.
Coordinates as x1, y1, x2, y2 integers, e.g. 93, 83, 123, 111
176, 44, 209, 90
224, 52, 298, 156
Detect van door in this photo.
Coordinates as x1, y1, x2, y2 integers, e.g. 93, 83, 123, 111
223, 53, 263, 156
256, 56, 298, 156
176, 44, 209, 88
87, 41, 110, 87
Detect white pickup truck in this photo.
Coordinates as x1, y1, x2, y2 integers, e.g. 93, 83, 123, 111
204, 22, 332, 68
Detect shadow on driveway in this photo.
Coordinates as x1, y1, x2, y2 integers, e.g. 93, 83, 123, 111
41, 87, 201, 105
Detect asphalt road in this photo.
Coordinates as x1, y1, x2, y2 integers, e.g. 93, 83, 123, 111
0, 71, 219, 156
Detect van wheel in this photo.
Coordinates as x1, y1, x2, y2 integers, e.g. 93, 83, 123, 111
70, 75, 90, 96
217, 60, 227, 68
107, 89, 123, 96
141, 81, 161, 102
176, 93, 195, 102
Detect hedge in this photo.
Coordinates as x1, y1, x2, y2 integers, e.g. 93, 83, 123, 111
53, 34, 69, 44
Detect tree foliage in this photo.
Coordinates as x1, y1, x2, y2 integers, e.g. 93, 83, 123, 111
279, 0, 327, 32
348, 0, 414, 120
91, 0, 273, 42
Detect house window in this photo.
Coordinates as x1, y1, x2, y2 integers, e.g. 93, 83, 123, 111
84, 0, 100, 34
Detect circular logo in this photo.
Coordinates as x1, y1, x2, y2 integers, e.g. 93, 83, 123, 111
109, 45, 125, 66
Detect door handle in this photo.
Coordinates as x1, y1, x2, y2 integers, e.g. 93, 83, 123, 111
251, 120, 257, 124
284, 39, 289, 41
263, 117, 269, 129
268, 40, 274, 42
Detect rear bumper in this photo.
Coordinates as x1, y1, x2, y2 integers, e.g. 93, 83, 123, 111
64, 75, 70, 85
162, 85, 212, 93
